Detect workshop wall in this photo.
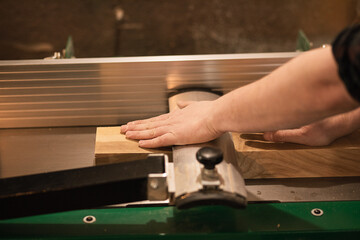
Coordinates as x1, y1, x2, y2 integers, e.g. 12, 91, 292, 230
0, 0, 357, 60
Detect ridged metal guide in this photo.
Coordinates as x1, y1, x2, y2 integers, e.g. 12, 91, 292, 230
0, 53, 298, 128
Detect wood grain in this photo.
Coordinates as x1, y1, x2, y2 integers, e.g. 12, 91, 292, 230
231, 131, 360, 179
95, 126, 360, 178
95, 126, 171, 165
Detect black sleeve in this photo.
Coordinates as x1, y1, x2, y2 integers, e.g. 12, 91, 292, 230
332, 24, 360, 102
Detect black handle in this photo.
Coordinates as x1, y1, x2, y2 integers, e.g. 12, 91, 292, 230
196, 147, 223, 170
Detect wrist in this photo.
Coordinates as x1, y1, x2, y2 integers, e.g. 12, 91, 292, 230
209, 97, 228, 134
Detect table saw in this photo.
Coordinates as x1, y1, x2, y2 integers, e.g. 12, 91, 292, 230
0, 53, 359, 239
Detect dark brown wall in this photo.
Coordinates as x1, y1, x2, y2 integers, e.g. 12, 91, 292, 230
0, 0, 358, 60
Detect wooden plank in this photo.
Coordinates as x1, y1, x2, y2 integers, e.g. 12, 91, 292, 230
231, 131, 360, 179
95, 126, 171, 165
95, 126, 360, 178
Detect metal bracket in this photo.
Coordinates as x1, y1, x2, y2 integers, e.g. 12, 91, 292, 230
200, 168, 222, 189
147, 154, 175, 201
147, 173, 168, 201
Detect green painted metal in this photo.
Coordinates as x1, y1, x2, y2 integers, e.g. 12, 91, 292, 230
0, 201, 359, 239
64, 35, 75, 58
296, 29, 311, 51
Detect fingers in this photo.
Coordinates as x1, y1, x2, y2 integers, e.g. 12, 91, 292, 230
138, 132, 176, 148
123, 121, 165, 132
177, 100, 194, 109
125, 127, 168, 140
263, 129, 306, 144
120, 124, 128, 133
120, 114, 170, 133
263, 131, 276, 141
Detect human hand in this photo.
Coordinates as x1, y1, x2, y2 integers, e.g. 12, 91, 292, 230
263, 108, 360, 146
120, 100, 223, 148
263, 123, 335, 146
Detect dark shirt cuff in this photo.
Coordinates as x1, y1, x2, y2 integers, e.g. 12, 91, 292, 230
332, 24, 360, 102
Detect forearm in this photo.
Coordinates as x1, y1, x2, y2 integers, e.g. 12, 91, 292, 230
122, 46, 360, 148
212, 47, 359, 133
326, 107, 360, 140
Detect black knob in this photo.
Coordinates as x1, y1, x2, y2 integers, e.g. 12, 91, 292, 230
196, 147, 223, 170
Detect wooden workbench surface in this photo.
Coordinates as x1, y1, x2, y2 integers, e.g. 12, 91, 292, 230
95, 126, 360, 179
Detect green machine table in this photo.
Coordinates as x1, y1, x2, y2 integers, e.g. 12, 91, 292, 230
1, 202, 360, 239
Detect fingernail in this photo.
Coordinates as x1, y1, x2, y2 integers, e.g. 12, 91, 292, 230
120, 125, 128, 133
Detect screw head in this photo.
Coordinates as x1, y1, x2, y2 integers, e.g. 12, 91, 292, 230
83, 215, 96, 223
311, 208, 324, 217
150, 179, 159, 189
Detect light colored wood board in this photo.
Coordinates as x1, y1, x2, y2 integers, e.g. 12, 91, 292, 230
96, 153, 152, 165
95, 126, 360, 178
95, 126, 171, 165
231, 131, 360, 178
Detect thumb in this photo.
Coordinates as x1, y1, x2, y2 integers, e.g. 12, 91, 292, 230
177, 100, 195, 109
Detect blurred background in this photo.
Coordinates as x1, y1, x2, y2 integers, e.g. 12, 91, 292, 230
0, 0, 358, 60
